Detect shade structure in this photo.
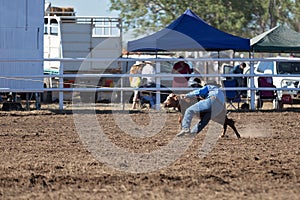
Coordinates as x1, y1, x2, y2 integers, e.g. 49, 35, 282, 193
251, 25, 300, 53
127, 9, 250, 52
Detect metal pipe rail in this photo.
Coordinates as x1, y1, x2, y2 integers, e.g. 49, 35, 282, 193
1, 86, 300, 93
1, 57, 300, 110
1, 73, 300, 79
0, 57, 298, 62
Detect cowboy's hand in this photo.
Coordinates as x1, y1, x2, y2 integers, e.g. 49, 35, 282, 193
180, 94, 187, 99
197, 96, 204, 100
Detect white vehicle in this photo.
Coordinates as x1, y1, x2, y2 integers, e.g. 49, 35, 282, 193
246, 57, 300, 108
43, 3, 122, 103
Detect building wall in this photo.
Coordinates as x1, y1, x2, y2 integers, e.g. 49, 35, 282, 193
0, 0, 44, 91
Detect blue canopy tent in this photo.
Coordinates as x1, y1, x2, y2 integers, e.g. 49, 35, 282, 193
126, 9, 251, 110
127, 9, 250, 52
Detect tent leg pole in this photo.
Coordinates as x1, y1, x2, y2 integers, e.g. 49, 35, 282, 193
249, 51, 255, 110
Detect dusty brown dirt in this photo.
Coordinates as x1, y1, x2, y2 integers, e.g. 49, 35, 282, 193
0, 105, 299, 200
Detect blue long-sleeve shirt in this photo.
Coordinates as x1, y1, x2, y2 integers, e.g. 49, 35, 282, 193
186, 85, 220, 99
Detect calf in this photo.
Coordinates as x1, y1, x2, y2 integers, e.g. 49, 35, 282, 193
163, 93, 241, 138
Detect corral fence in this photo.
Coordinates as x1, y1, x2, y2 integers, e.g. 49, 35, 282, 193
1, 57, 300, 111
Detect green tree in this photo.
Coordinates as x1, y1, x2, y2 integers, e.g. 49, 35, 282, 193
110, 0, 299, 38
252, 0, 299, 33
285, 0, 300, 32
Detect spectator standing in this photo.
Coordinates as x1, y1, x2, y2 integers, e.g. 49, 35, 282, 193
129, 61, 143, 109
172, 56, 192, 88
141, 61, 156, 84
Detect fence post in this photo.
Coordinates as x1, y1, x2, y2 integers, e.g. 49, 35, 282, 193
249, 55, 256, 110
59, 63, 64, 110
120, 76, 124, 110
155, 61, 161, 110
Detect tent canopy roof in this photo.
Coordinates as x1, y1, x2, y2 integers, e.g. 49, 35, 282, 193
127, 9, 250, 52
251, 25, 300, 53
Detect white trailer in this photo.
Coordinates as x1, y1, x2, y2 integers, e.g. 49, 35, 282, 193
0, 0, 44, 109
44, 3, 122, 102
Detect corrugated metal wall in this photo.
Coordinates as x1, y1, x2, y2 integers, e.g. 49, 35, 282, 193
0, 0, 44, 91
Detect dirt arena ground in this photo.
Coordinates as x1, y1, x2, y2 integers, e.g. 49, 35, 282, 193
0, 103, 299, 200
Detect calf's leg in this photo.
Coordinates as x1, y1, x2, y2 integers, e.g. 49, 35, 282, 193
223, 117, 241, 138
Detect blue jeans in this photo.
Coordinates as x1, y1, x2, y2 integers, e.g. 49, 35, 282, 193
182, 91, 226, 134
141, 96, 156, 108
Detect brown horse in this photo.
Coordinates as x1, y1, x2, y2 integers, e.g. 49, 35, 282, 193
163, 93, 241, 138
